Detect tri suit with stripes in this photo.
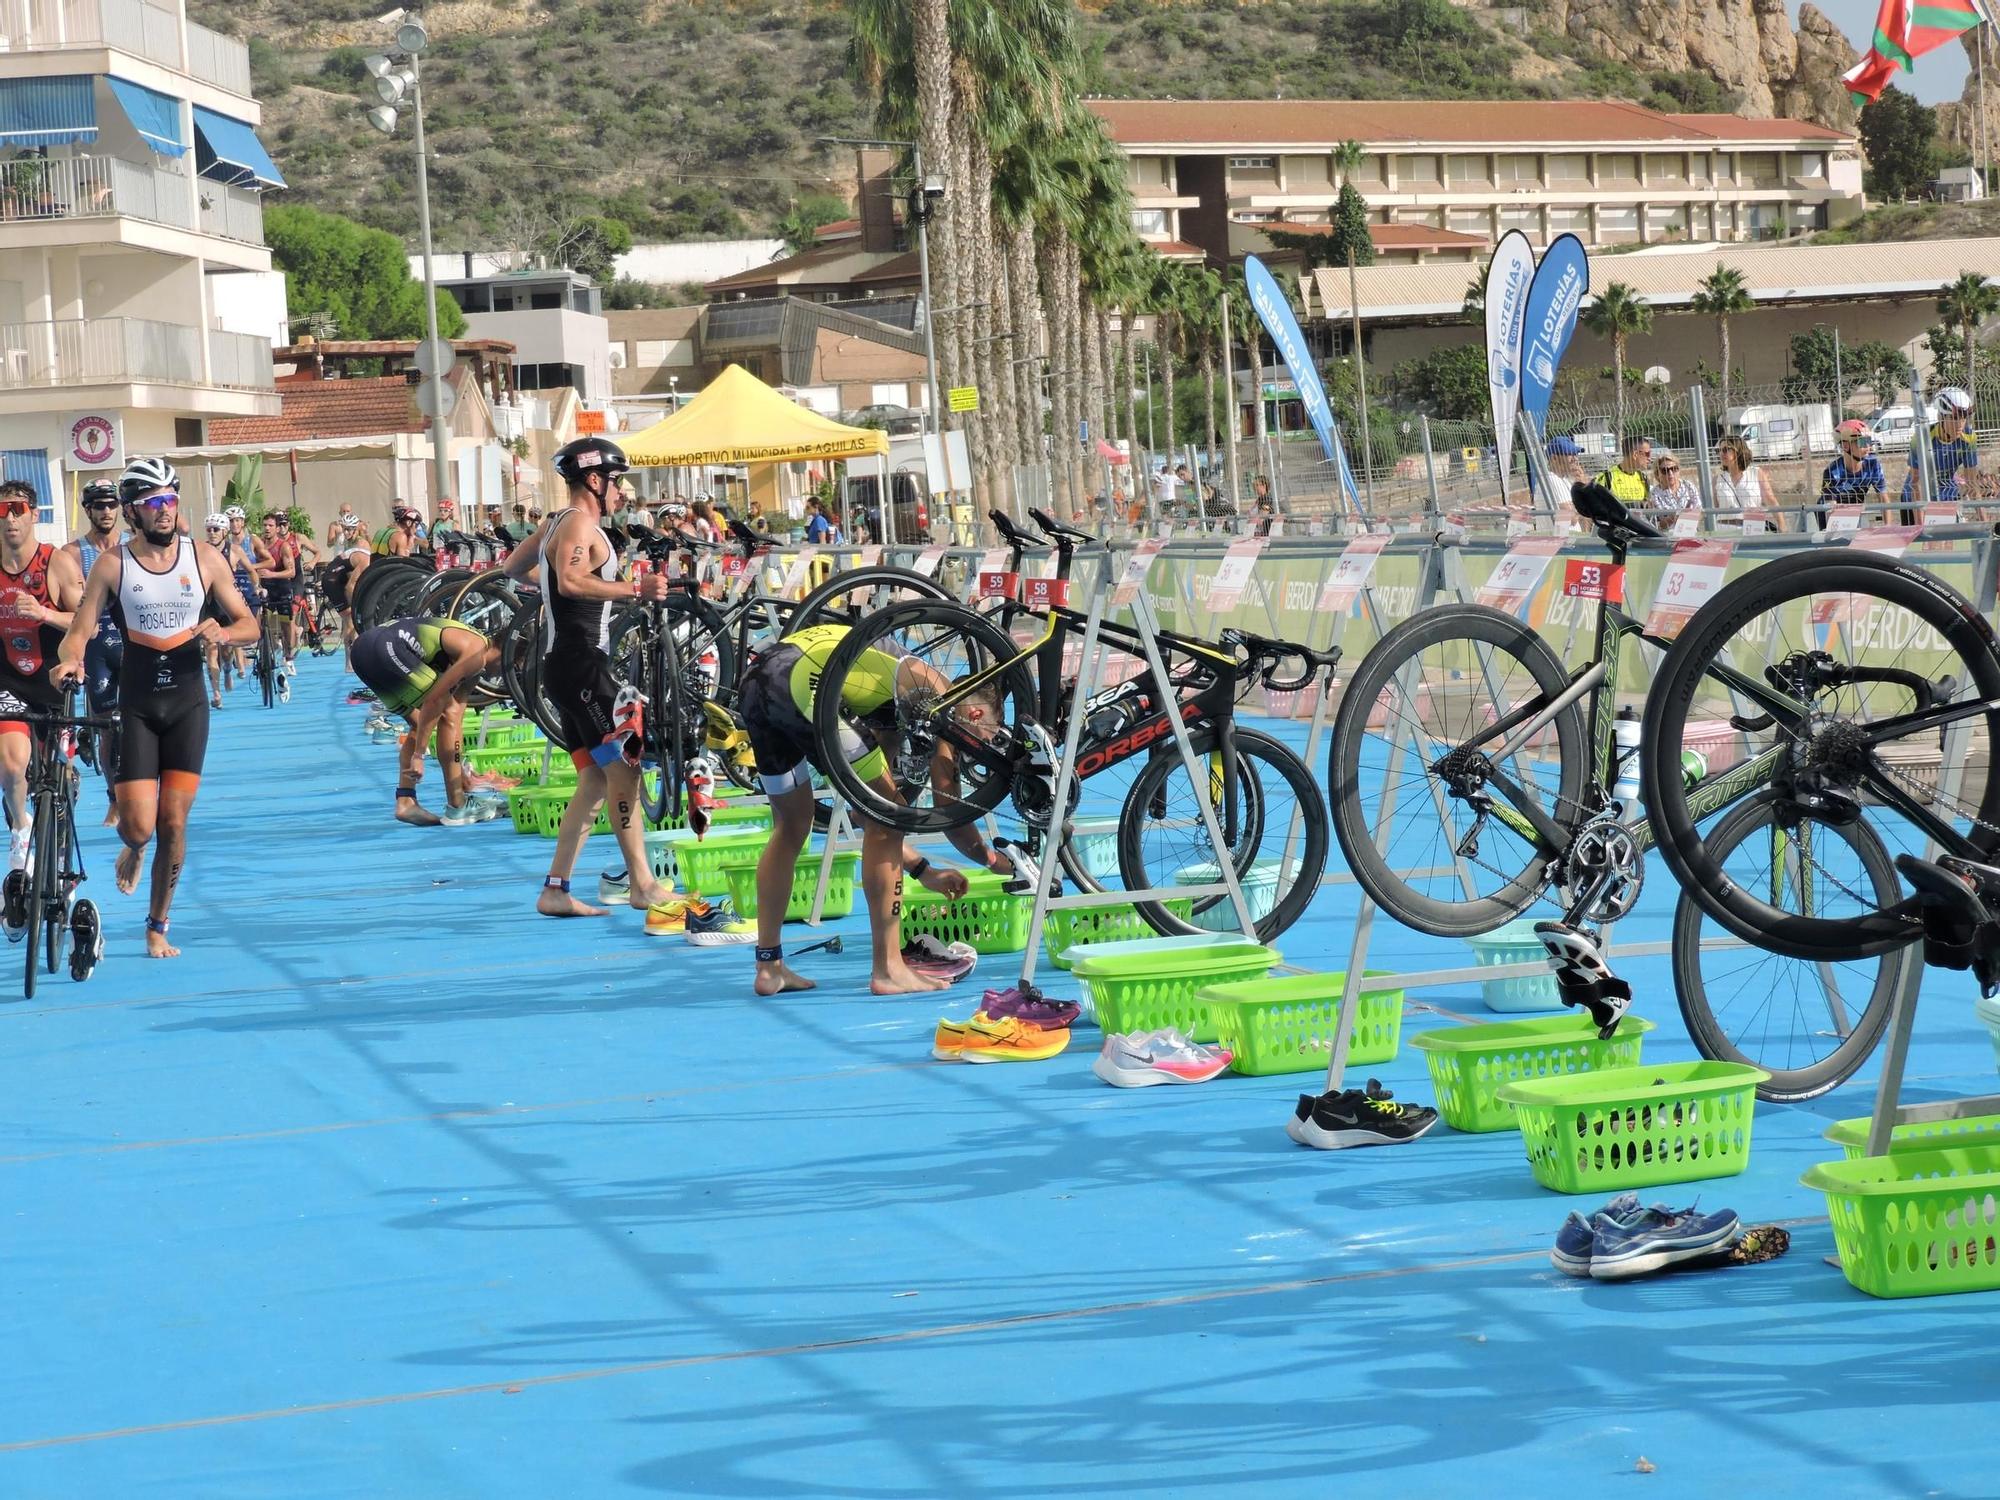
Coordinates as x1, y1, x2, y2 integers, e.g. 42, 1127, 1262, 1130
106, 535, 211, 791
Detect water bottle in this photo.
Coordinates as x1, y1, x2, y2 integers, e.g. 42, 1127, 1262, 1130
1085, 680, 1152, 743
1611, 706, 1643, 820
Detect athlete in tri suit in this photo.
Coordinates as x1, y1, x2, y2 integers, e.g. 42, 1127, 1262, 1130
0, 479, 84, 876
739, 623, 1038, 996
55, 458, 258, 959
501, 437, 674, 919
322, 515, 373, 662
256, 512, 297, 695
348, 616, 498, 827
62, 480, 124, 821
221, 506, 264, 689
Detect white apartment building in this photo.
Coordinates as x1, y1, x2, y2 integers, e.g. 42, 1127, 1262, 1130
417, 261, 614, 405
1090, 99, 1863, 267
0, 0, 283, 536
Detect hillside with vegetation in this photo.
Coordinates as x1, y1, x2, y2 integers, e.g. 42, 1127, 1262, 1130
188, 0, 1767, 251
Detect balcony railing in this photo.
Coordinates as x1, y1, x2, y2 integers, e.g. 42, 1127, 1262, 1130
0, 0, 252, 95
0, 156, 263, 243
0, 317, 270, 391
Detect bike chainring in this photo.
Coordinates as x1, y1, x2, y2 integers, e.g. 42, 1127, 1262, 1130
1562, 812, 1646, 924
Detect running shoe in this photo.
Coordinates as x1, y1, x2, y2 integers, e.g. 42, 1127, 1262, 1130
1092, 1029, 1232, 1087
685, 903, 758, 946
1589, 1203, 1741, 1282
976, 986, 1080, 1030
644, 897, 709, 937
932, 1013, 1070, 1063
598, 867, 631, 904
1286, 1078, 1439, 1149
901, 933, 976, 982
440, 800, 482, 828
468, 788, 508, 821
8, 826, 28, 873
1550, 1192, 1644, 1277
278, 675, 291, 703
1, 868, 25, 942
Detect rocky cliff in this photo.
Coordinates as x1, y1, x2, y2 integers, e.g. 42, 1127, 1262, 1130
1530, 0, 1861, 128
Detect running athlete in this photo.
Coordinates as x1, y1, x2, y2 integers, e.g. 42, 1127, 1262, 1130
224, 506, 265, 687
0, 479, 83, 875
322, 517, 372, 659
63, 480, 125, 819
501, 437, 675, 919
198, 513, 232, 704
738, 623, 1037, 996
348, 615, 498, 827
255, 512, 297, 696
54, 457, 258, 959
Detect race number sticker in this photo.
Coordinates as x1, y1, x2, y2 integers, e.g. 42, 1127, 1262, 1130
1206, 538, 1265, 612
1021, 575, 1071, 609
1473, 536, 1562, 612
1643, 539, 1734, 639
911, 545, 948, 578
1670, 510, 1701, 538
1317, 534, 1390, 612
1812, 526, 1921, 624
1738, 511, 1770, 535
1923, 502, 1958, 528
1562, 559, 1623, 602
1824, 504, 1864, 535
1111, 539, 1165, 608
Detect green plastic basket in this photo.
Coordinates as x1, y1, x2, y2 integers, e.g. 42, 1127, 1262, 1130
674, 831, 773, 896
1496, 1060, 1769, 1194
1803, 1144, 2000, 1298
1070, 940, 1280, 1040
1409, 1014, 1655, 1133
721, 849, 858, 921
1042, 899, 1194, 969
1200, 970, 1404, 1075
506, 784, 569, 836
902, 868, 1032, 954
465, 742, 558, 783
1823, 1113, 2000, 1160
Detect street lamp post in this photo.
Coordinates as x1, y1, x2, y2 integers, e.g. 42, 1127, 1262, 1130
365, 22, 453, 514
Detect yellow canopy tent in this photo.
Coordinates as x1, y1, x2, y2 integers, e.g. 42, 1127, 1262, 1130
621, 364, 890, 467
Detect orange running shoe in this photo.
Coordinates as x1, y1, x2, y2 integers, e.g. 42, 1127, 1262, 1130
932, 1013, 1070, 1063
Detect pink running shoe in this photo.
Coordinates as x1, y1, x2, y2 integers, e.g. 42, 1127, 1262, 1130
1091, 1029, 1233, 1087
977, 986, 1080, 1030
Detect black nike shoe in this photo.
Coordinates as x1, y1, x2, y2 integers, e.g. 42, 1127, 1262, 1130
1286, 1078, 1440, 1150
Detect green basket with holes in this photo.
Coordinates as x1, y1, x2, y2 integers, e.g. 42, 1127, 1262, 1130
1070, 941, 1281, 1040
1041, 899, 1197, 969
506, 784, 570, 836
1200, 971, 1404, 1075
1803, 1144, 2000, 1297
465, 742, 557, 783
721, 848, 858, 921
1409, 1014, 1655, 1133
901, 868, 1032, 953
1823, 1112, 2000, 1160
672, 831, 774, 896
1497, 1060, 1768, 1194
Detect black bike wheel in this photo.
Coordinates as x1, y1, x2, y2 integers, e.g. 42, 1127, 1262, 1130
1671, 793, 1900, 1102
651, 621, 690, 824
258, 625, 276, 709
349, 558, 424, 633
24, 780, 53, 998
1328, 602, 1585, 938
792, 566, 956, 632
444, 574, 523, 705
812, 600, 1035, 834
1118, 725, 1329, 944
1644, 547, 2000, 961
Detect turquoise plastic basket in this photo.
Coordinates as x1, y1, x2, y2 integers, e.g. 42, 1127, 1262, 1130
1465, 920, 1562, 1012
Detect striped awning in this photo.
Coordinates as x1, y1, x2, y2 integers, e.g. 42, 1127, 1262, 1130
106, 77, 186, 158
0, 77, 97, 150
192, 106, 285, 190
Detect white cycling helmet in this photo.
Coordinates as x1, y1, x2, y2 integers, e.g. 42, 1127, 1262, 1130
1938, 386, 1974, 416
203, 512, 228, 531
118, 455, 179, 503
224, 504, 246, 521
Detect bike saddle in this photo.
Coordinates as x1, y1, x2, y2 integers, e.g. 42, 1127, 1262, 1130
727, 517, 761, 548
1028, 508, 1094, 545
1570, 482, 1661, 540
1895, 853, 2000, 996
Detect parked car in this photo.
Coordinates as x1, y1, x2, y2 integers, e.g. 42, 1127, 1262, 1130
1723, 403, 1836, 460
846, 404, 924, 438
1864, 402, 1938, 451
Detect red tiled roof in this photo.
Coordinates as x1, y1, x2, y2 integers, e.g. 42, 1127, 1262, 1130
814, 217, 861, 240
207, 375, 437, 444
1150, 240, 1209, 260
1089, 99, 1849, 146
848, 251, 922, 284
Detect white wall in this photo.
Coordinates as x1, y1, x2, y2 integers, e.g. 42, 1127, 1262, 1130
208, 269, 289, 345
463, 307, 613, 402
616, 240, 785, 286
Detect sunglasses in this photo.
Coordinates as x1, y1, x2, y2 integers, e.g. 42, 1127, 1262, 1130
1660, 464, 1680, 473
0, 499, 32, 518
134, 492, 178, 510
83, 499, 118, 510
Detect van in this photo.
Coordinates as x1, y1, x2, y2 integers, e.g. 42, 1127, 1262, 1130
1864, 403, 1936, 451
840, 436, 933, 540
1723, 403, 1835, 461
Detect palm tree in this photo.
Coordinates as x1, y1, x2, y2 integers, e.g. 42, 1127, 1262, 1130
1690, 266, 1752, 425
1581, 282, 1653, 449
1939, 270, 2000, 417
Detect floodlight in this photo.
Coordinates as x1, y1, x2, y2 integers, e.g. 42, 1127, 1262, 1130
366, 105, 399, 135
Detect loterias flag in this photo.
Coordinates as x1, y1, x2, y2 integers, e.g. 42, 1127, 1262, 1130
1844, 0, 1987, 103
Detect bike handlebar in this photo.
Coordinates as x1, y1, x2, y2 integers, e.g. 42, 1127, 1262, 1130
1220, 629, 1340, 693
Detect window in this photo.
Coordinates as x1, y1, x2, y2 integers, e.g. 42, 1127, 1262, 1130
1496, 153, 1539, 183
1231, 209, 1277, 222
1131, 207, 1169, 237
528, 289, 562, 311
1648, 152, 1688, 184
1345, 154, 1384, 186
1400, 153, 1440, 185
1498, 206, 1539, 234
1646, 204, 1689, 238
1446, 153, 1489, 186
1548, 206, 1591, 235
1546, 153, 1588, 183
1796, 151, 1827, 178
0, 449, 50, 525
1228, 155, 1275, 170
1394, 207, 1441, 226
1447, 207, 1489, 234
1689, 152, 1711, 185
1598, 204, 1639, 239
1598, 152, 1638, 183
1740, 150, 1779, 183
453, 284, 492, 313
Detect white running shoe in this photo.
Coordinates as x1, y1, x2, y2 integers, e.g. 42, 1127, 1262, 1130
1092, 1029, 1233, 1087
440, 800, 481, 827
8, 827, 28, 873
597, 868, 631, 903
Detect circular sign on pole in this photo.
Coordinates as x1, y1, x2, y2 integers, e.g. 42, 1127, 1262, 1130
415, 377, 457, 420
412, 338, 456, 378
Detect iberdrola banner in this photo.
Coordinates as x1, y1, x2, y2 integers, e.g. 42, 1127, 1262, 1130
1482, 231, 1536, 498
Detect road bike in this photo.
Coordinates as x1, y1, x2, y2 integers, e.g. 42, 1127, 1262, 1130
1328, 483, 1928, 1099
254, 599, 285, 709
810, 509, 1335, 942
2, 709, 112, 997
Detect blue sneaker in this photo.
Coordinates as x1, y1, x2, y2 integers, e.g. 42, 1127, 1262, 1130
1589, 1203, 1741, 1281
1551, 1191, 1644, 1276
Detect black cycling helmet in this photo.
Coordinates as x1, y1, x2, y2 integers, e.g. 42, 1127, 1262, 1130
82, 480, 118, 504
553, 436, 629, 486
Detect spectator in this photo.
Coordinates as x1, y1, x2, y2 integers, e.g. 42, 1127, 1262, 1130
1152, 463, 1178, 512
1253, 497, 1276, 537
1716, 435, 1781, 530
1594, 434, 1653, 506
1648, 451, 1701, 513
690, 497, 721, 546
802, 495, 835, 544
1252, 475, 1273, 508
1902, 385, 1988, 519
1543, 436, 1586, 527
1820, 421, 1886, 527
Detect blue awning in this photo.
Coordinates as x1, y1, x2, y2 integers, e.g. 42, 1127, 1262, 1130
0, 77, 97, 150
192, 106, 284, 190
106, 77, 185, 158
